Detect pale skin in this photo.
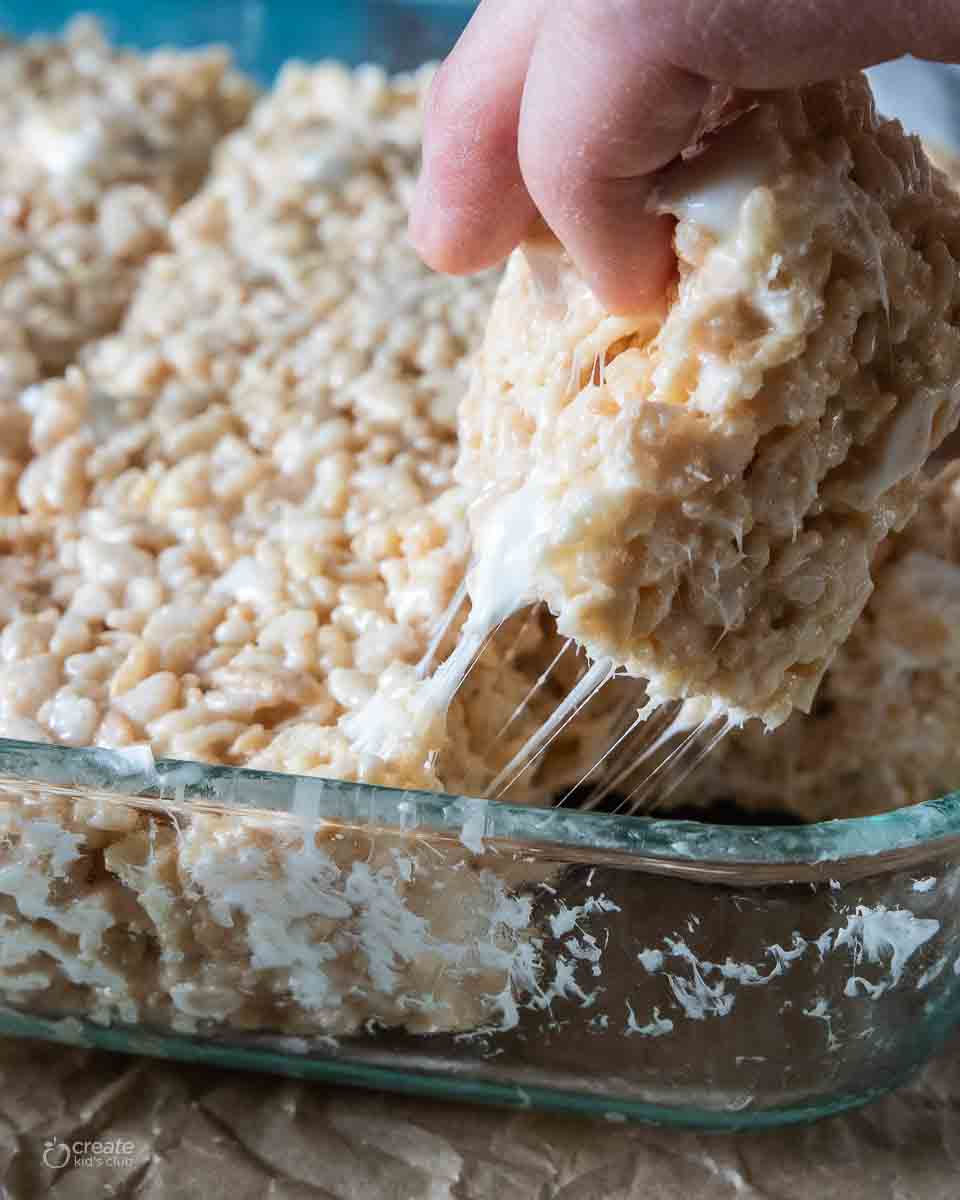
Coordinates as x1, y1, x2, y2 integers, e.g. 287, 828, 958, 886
410, 0, 960, 312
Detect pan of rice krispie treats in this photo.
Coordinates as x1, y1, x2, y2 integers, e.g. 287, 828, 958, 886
0, 30, 632, 1044
2, 18, 960, 1109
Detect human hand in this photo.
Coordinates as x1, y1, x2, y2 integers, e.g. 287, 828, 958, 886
410, 0, 960, 312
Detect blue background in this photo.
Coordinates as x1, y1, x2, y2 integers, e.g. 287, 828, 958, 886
2, 8, 958, 161
3, 6, 959, 156
0, 2, 477, 78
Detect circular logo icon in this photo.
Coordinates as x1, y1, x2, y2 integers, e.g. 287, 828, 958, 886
42, 1140, 71, 1170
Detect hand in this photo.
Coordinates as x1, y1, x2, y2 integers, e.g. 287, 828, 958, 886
410, 0, 960, 312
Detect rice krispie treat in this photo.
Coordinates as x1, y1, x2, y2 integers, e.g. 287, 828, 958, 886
0, 17, 254, 460
0, 60, 625, 807
0, 789, 555, 1037
454, 78, 960, 730
671, 462, 960, 822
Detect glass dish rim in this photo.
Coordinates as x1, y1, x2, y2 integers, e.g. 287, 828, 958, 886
2, 735, 959, 875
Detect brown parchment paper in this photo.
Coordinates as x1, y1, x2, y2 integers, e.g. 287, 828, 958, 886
0, 1033, 958, 1199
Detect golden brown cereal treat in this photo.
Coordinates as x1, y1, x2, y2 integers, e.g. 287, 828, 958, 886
0, 16, 254, 411
456, 78, 960, 730
672, 463, 960, 821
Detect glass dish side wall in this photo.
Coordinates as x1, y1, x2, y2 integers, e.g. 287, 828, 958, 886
2, 743, 960, 1128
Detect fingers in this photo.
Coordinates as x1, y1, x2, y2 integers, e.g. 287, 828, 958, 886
409, 0, 547, 275
411, 0, 960, 308
518, 0, 710, 311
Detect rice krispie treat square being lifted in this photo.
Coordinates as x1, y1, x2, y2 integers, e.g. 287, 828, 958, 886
456, 78, 960, 731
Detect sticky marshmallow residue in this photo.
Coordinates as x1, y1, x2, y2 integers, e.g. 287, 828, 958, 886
652, 109, 782, 238
340, 126, 776, 783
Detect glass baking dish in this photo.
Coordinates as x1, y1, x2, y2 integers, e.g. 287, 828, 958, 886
2, 736, 960, 1130
2, 0, 960, 1131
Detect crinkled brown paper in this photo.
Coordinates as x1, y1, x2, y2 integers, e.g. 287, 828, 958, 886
0, 1033, 958, 1198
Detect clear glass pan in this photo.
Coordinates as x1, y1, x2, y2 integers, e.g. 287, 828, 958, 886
2, 737, 960, 1129
2, 0, 960, 1130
